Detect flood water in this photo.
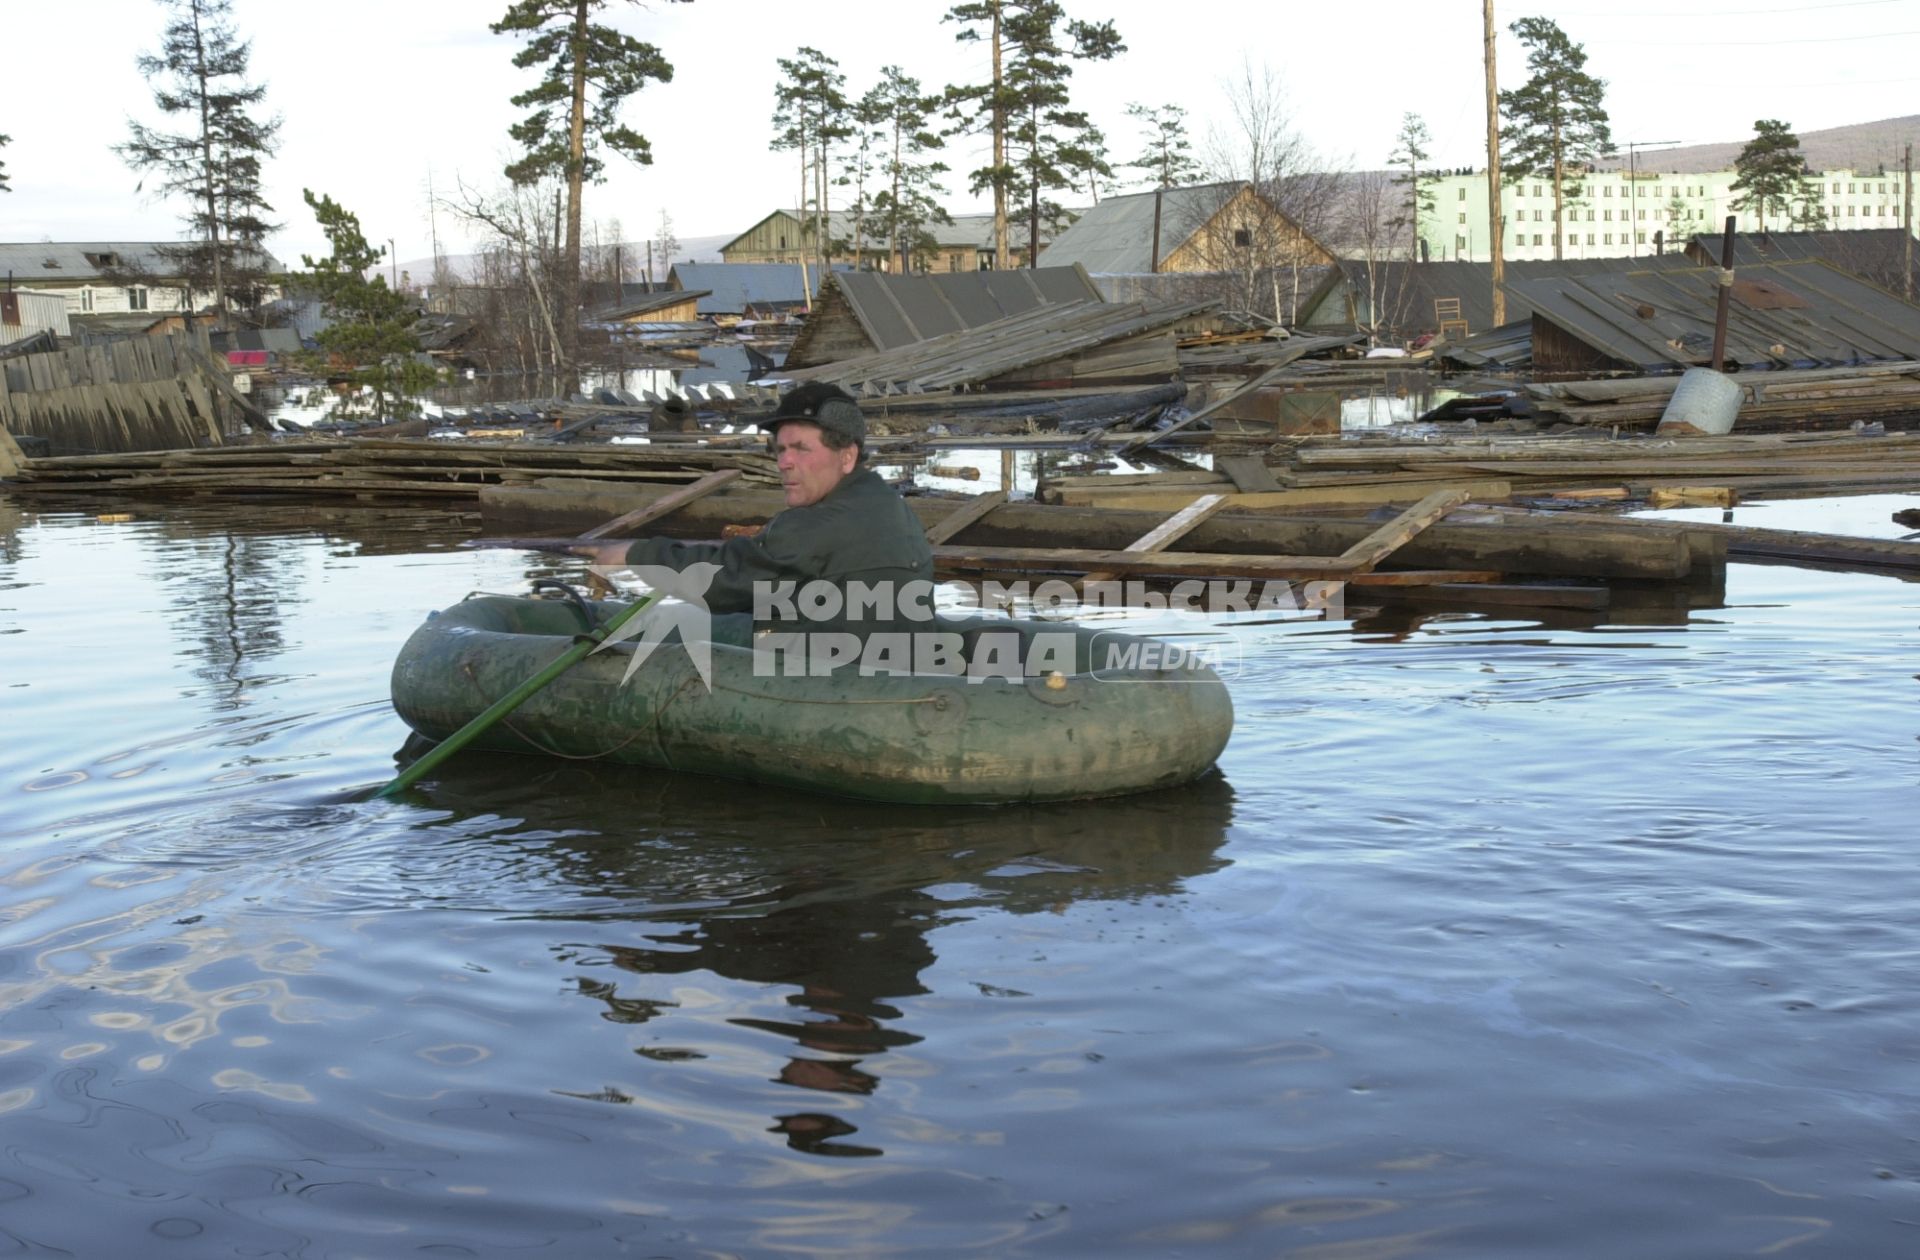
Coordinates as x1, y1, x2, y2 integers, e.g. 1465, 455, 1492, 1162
2, 492, 1919, 1256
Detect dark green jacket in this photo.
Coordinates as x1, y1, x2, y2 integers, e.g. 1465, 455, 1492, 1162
621, 468, 935, 637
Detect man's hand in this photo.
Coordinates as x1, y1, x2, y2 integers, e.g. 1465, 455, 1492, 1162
569, 542, 631, 568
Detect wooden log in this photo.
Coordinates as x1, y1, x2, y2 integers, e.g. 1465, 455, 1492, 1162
479, 480, 1701, 581
579, 468, 742, 539
1057, 480, 1513, 512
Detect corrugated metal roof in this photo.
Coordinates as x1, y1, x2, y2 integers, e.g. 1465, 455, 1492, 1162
830, 265, 1103, 351
0, 240, 284, 281
666, 262, 846, 314
1298, 256, 1698, 337
1505, 258, 1920, 370
1036, 182, 1255, 273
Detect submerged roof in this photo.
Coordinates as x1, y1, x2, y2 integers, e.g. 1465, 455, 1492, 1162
1506, 257, 1920, 370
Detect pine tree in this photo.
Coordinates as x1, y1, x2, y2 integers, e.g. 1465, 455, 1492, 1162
116, 0, 280, 323
1124, 103, 1201, 190
945, 1, 1122, 268
1388, 112, 1436, 260
1498, 16, 1613, 261
0, 131, 10, 193
771, 48, 851, 279
1731, 120, 1821, 232
298, 190, 428, 420
493, 0, 681, 372
865, 67, 951, 273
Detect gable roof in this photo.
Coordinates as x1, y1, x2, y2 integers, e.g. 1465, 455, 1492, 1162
0, 241, 285, 282
838, 265, 1102, 349
1036, 181, 1263, 273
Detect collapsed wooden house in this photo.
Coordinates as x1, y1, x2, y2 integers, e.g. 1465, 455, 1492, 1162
783, 265, 1115, 368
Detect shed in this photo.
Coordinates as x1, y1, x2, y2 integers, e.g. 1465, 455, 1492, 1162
1, 290, 71, 339
784, 265, 1104, 369
590, 289, 708, 324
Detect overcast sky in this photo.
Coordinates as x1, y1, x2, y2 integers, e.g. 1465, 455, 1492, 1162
2, 0, 1915, 274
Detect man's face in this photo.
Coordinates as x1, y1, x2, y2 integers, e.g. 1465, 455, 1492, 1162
773, 421, 859, 508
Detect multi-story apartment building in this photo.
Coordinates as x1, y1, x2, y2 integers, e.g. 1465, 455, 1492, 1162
1421, 168, 1915, 263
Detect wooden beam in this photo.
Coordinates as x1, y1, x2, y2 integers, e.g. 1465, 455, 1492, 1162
579, 468, 742, 540
1335, 489, 1473, 573
923, 489, 1008, 544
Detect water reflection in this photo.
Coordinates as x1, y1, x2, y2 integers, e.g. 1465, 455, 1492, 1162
405, 757, 1237, 1159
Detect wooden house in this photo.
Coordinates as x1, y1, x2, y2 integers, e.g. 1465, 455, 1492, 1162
1038, 181, 1333, 276
0, 242, 285, 317
718, 210, 1050, 273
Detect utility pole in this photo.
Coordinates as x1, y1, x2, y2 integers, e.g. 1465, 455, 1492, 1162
1905, 144, 1913, 302
1484, 0, 1504, 326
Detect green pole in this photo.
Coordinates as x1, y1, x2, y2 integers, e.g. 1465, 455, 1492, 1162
373, 591, 660, 800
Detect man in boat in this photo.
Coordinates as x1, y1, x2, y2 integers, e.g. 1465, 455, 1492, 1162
574, 382, 934, 641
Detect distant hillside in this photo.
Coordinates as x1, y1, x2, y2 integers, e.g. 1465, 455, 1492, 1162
1594, 115, 1920, 176
396, 232, 732, 285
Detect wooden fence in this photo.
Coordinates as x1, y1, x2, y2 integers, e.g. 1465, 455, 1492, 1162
0, 331, 240, 460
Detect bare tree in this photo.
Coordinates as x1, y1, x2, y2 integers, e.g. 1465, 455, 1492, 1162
1181, 61, 1341, 324
442, 177, 567, 376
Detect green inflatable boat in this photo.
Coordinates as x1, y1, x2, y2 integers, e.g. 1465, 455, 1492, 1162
389, 593, 1234, 804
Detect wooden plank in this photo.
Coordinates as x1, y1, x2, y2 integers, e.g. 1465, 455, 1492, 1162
578, 467, 743, 540
1335, 489, 1473, 573
1216, 454, 1284, 493
923, 489, 1008, 544
1123, 493, 1230, 553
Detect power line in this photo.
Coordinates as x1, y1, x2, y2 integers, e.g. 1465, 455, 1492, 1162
1595, 27, 1920, 44
1551, 0, 1902, 15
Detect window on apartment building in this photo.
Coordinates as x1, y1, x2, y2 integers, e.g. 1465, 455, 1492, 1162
1531, 209, 1541, 221
1604, 185, 1613, 197
1880, 183, 1888, 194
1458, 187, 1467, 200
127, 287, 149, 311
1604, 233, 1613, 244
1533, 185, 1542, 198
1848, 183, 1856, 193
1603, 209, 1612, 221
1637, 232, 1646, 243
1832, 182, 1841, 193
1458, 212, 1466, 224
1533, 233, 1544, 245
1849, 205, 1857, 216
1587, 233, 1596, 245
1456, 235, 1467, 251
1653, 186, 1662, 198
